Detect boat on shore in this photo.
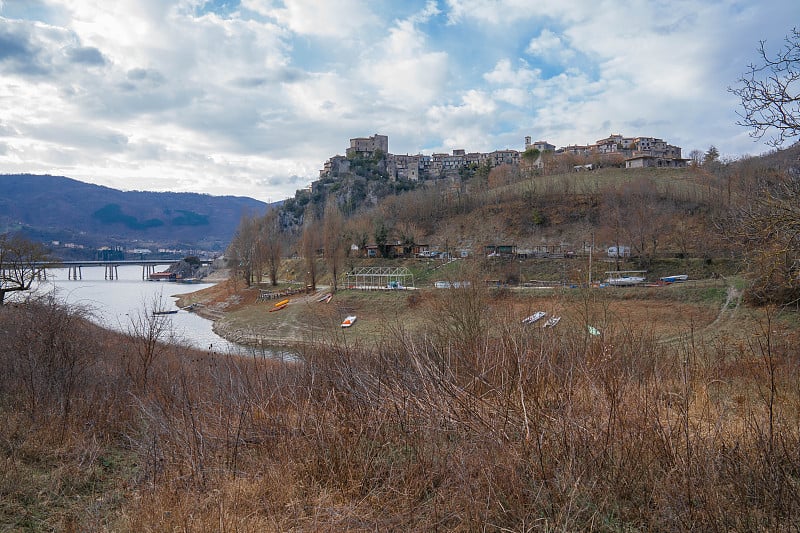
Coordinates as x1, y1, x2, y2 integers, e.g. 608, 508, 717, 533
522, 311, 546, 324
149, 271, 177, 281
341, 315, 357, 328
270, 299, 289, 312
659, 274, 688, 283
604, 271, 647, 286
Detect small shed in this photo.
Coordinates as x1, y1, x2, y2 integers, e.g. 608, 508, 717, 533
485, 244, 517, 257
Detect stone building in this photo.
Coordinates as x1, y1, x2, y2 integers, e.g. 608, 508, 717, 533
346, 133, 389, 158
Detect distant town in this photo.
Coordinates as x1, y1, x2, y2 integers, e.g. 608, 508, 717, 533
320, 133, 688, 182
48, 242, 219, 262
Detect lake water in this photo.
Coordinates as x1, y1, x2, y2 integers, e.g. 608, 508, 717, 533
31, 265, 257, 355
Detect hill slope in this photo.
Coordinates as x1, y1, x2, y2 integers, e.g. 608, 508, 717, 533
0, 174, 269, 252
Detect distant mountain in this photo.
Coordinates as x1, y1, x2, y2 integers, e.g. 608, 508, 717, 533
0, 174, 269, 254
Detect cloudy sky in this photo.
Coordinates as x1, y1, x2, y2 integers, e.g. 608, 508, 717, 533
0, 0, 797, 201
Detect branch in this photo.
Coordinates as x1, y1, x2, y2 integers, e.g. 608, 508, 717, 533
730, 28, 800, 147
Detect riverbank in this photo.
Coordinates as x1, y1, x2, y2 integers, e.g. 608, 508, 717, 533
172, 273, 318, 348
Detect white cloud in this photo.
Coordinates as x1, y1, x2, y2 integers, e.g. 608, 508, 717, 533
0, 0, 798, 200
244, 0, 376, 38
526, 29, 575, 63
422, 90, 500, 152
361, 7, 449, 109
482, 59, 541, 107
484, 58, 539, 86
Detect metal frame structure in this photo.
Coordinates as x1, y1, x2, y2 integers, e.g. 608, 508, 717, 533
344, 266, 414, 290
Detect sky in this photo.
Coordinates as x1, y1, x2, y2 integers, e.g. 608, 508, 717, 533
0, 0, 798, 202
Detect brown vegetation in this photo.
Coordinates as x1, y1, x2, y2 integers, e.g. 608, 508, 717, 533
3, 283, 800, 530
0, 232, 51, 305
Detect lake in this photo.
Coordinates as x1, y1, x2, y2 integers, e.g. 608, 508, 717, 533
31, 265, 268, 356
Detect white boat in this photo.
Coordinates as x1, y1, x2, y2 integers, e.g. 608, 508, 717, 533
522, 311, 546, 324
341, 315, 357, 328
659, 274, 688, 283
605, 276, 646, 286
604, 271, 646, 286
542, 316, 561, 328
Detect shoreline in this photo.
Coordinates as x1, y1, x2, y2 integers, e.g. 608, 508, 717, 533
173, 270, 310, 350
210, 320, 307, 349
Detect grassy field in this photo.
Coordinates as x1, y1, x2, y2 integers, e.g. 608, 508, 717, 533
179, 266, 763, 352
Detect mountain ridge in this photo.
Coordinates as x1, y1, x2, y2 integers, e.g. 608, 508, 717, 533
0, 174, 270, 254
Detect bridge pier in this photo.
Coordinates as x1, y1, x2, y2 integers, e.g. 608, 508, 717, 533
142, 264, 156, 280
104, 264, 118, 280
68, 265, 82, 280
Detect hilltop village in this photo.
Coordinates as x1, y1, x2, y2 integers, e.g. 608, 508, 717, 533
319, 132, 688, 182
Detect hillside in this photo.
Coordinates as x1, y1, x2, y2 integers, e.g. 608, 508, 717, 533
317, 165, 731, 265
0, 174, 269, 253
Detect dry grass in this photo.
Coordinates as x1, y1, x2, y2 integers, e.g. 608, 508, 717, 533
2, 285, 800, 531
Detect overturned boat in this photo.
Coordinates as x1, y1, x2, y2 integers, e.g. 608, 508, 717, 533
659, 274, 688, 283
522, 311, 547, 324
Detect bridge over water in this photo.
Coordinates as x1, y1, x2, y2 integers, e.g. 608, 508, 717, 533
38, 259, 213, 280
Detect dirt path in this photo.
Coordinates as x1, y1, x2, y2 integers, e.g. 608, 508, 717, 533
657, 283, 742, 346
708, 285, 742, 329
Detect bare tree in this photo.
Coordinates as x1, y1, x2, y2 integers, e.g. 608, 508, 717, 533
323, 197, 345, 292
729, 28, 800, 147
622, 178, 669, 268
725, 28, 800, 305
688, 149, 703, 167
721, 176, 800, 306
345, 216, 371, 258
487, 164, 519, 189
0, 233, 51, 305
301, 205, 321, 291
126, 293, 174, 391
227, 213, 259, 286
396, 220, 420, 257
261, 209, 283, 287
599, 187, 627, 271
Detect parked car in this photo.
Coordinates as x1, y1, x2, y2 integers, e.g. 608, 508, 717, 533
417, 250, 438, 258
